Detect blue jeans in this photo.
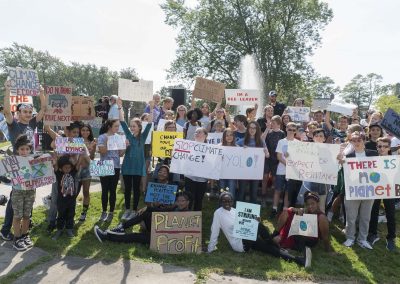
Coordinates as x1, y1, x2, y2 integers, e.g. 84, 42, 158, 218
219, 179, 237, 201
238, 180, 260, 204
0, 192, 13, 236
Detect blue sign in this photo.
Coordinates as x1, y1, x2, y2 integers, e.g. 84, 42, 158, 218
145, 182, 178, 205
233, 201, 260, 241
381, 108, 400, 139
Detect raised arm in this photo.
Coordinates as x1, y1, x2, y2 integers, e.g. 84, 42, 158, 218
324, 111, 333, 131
3, 80, 13, 125
35, 85, 46, 121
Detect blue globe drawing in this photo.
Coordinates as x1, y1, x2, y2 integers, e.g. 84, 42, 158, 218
300, 220, 307, 231
370, 172, 380, 183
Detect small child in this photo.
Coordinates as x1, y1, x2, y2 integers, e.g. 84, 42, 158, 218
53, 156, 79, 239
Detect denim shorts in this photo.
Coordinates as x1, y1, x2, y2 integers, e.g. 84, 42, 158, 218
78, 167, 91, 181
274, 175, 287, 192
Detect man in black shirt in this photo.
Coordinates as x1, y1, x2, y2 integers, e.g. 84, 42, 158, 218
268, 90, 286, 117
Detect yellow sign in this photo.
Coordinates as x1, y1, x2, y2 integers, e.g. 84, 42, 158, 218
152, 131, 183, 158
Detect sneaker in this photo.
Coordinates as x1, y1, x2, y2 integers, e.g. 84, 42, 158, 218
66, 229, 74, 238
367, 234, 380, 246
13, 238, 27, 251
0, 231, 14, 241
23, 234, 33, 248
105, 212, 114, 222
357, 240, 373, 250
121, 209, 132, 221
52, 230, 63, 240
327, 211, 334, 222
99, 212, 108, 222
304, 247, 312, 268
343, 239, 355, 247
386, 239, 396, 252
128, 210, 137, 220
79, 212, 87, 222
94, 225, 107, 243
107, 224, 125, 235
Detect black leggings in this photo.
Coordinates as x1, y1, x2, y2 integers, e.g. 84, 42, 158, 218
369, 198, 396, 240
123, 175, 142, 211
106, 231, 150, 244
185, 177, 207, 211
100, 169, 120, 212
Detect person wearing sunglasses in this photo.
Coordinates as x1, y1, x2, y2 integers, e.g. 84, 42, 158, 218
367, 137, 397, 251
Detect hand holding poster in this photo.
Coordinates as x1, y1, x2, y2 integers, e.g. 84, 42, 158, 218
142, 122, 154, 144
90, 160, 114, 177
145, 182, 178, 205
118, 78, 153, 102
326, 98, 357, 116
343, 156, 400, 200
288, 214, 318, 238
152, 131, 183, 158
55, 137, 86, 154
381, 108, 400, 139
286, 141, 340, 185
220, 147, 264, 180
192, 77, 225, 103
7, 67, 40, 96
233, 202, 260, 241
206, 132, 223, 145
150, 212, 202, 254
170, 139, 223, 179
107, 134, 126, 150
71, 96, 95, 120
286, 107, 310, 122
225, 89, 260, 106
44, 86, 72, 126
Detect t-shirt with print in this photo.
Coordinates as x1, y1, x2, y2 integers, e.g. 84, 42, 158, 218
265, 130, 285, 161
8, 117, 37, 154
97, 133, 121, 168
275, 138, 298, 175
234, 131, 245, 144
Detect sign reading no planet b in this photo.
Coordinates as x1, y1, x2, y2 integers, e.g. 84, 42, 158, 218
343, 156, 400, 200
220, 147, 264, 180
288, 214, 318, 238
224, 89, 260, 106
89, 160, 114, 177
55, 137, 86, 154
233, 202, 260, 241
381, 108, 400, 139
150, 211, 202, 254
152, 131, 183, 158
145, 182, 178, 205
7, 67, 40, 96
44, 86, 73, 126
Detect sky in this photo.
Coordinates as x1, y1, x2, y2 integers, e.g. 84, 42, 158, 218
0, 0, 399, 92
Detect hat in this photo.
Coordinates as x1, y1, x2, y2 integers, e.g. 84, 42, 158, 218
268, 90, 277, 97
109, 95, 119, 101
368, 123, 382, 131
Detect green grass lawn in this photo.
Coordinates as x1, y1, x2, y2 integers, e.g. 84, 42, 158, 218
4, 190, 400, 283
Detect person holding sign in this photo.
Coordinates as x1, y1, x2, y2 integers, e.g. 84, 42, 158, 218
219, 128, 238, 200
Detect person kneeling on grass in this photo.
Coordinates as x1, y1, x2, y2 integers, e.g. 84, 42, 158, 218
272, 192, 333, 254
206, 192, 311, 268
94, 191, 191, 244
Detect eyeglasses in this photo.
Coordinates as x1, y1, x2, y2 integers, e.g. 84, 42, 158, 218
249, 126, 257, 130
195, 131, 204, 135
178, 109, 185, 112
377, 145, 389, 149
287, 129, 296, 132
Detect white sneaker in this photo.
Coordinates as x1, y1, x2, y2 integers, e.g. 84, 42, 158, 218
121, 210, 132, 221
343, 239, 355, 247
357, 240, 373, 250
327, 211, 334, 222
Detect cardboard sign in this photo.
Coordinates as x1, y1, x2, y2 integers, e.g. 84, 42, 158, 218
152, 131, 183, 158
206, 132, 223, 145
343, 156, 400, 200
55, 137, 86, 154
311, 98, 331, 111
0, 154, 55, 190
89, 160, 114, 177
7, 67, 40, 96
107, 134, 126, 150
225, 89, 260, 105
170, 139, 223, 179
142, 122, 154, 144
157, 119, 184, 132
150, 211, 202, 254
9, 95, 33, 113
118, 78, 153, 102
286, 107, 310, 122
286, 141, 340, 185
381, 108, 400, 139
233, 202, 260, 241
44, 86, 72, 126
326, 98, 357, 116
288, 214, 318, 238
192, 77, 225, 103
220, 147, 264, 180
71, 96, 95, 120
145, 182, 178, 205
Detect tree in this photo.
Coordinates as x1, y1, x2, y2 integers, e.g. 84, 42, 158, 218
375, 95, 400, 114
309, 76, 340, 99
161, 0, 333, 100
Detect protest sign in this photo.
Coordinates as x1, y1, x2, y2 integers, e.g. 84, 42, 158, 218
142, 122, 154, 144
152, 131, 183, 158
233, 202, 260, 241
145, 182, 178, 205
0, 154, 55, 190
206, 132, 223, 145
220, 147, 264, 180
7, 67, 40, 96
44, 86, 72, 126
311, 98, 331, 111
170, 139, 223, 179
107, 134, 126, 150
71, 96, 95, 120
381, 108, 400, 139
118, 78, 153, 102
192, 77, 225, 103
55, 137, 86, 154
286, 107, 310, 122
225, 89, 260, 106
89, 160, 114, 177
288, 214, 318, 238
9, 95, 33, 113
326, 98, 357, 116
0, 120, 9, 141
150, 211, 202, 254
157, 119, 184, 132
286, 141, 340, 185
83, 117, 103, 133
343, 156, 400, 200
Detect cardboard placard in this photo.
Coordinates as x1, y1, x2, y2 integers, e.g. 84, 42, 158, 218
7, 67, 40, 96
381, 108, 400, 139
311, 98, 331, 111
225, 89, 260, 105
118, 78, 153, 102
71, 96, 95, 120
89, 160, 114, 176
152, 131, 183, 158
288, 214, 318, 238
233, 202, 260, 241
9, 95, 33, 113
206, 132, 223, 145
145, 182, 178, 204
107, 134, 126, 150
55, 137, 86, 154
192, 77, 225, 103
150, 211, 202, 254
44, 86, 73, 126
286, 107, 310, 122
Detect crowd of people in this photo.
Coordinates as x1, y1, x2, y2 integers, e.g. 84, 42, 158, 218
0, 80, 398, 269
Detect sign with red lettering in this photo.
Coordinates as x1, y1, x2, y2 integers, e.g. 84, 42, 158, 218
9, 95, 33, 113
7, 67, 40, 96
225, 89, 260, 106
343, 156, 400, 200
44, 86, 72, 126
71, 96, 95, 120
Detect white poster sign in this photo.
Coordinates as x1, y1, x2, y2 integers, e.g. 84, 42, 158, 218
206, 133, 223, 145
118, 78, 153, 102
233, 202, 260, 241
326, 98, 357, 116
288, 214, 318, 238
225, 89, 260, 106
286, 107, 310, 122
157, 119, 183, 132
220, 147, 264, 180
107, 134, 126, 150
142, 122, 154, 144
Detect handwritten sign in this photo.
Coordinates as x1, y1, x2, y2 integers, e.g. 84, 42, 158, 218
157, 119, 183, 132
286, 141, 340, 185
170, 139, 223, 179
288, 214, 318, 238
145, 182, 178, 205
7, 67, 40, 96
118, 78, 153, 102
150, 211, 202, 254
343, 156, 400, 200
192, 77, 225, 103
55, 137, 86, 154
83, 117, 103, 131
326, 98, 357, 116
311, 98, 331, 111
220, 147, 264, 180
206, 132, 223, 145
71, 96, 95, 120
286, 107, 310, 122
381, 108, 400, 139
44, 86, 72, 126
233, 202, 260, 241
107, 134, 126, 150
89, 160, 114, 176
9, 95, 33, 113
152, 131, 183, 158
225, 89, 260, 106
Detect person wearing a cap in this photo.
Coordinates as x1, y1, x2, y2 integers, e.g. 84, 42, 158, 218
268, 90, 286, 117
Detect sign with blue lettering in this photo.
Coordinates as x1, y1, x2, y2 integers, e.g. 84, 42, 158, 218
381, 108, 400, 139
220, 147, 264, 180
7, 67, 40, 96
233, 201, 260, 241
145, 182, 178, 205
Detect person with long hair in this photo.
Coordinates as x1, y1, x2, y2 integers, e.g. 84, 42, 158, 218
281, 114, 292, 135
256, 105, 274, 133
175, 105, 187, 127
184, 108, 203, 140
219, 128, 238, 200
365, 124, 383, 151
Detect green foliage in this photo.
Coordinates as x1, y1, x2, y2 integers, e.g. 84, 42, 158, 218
375, 95, 400, 114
